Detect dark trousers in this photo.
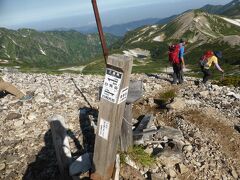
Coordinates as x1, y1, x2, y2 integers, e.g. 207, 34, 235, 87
172, 63, 183, 84
201, 66, 211, 83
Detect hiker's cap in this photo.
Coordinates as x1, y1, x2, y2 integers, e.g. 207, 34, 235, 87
180, 38, 187, 43
214, 51, 222, 59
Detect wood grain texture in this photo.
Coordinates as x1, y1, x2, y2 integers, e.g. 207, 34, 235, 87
91, 54, 133, 180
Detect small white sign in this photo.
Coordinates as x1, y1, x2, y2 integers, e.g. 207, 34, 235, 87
101, 68, 123, 103
98, 118, 110, 140
118, 87, 129, 104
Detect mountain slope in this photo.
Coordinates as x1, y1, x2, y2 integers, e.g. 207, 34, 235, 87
103, 18, 161, 36
120, 11, 240, 44
201, 0, 240, 18
113, 10, 240, 65
0, 28, 119, 67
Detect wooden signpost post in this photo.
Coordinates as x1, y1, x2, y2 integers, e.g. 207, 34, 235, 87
91, 54, 133, 180
120, 80, 143, 152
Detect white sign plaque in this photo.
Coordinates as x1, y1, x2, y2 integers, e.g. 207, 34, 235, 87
101, 68, 123, 103
118, 87, 129, 104
98, 118, 110, 140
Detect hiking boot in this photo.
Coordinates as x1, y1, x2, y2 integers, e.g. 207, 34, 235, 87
19, 95, 32, 101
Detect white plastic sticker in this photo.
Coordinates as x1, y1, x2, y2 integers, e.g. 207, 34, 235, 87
101, 68, 122, 103
98, 118, 110, 140
118, 87, 129, 104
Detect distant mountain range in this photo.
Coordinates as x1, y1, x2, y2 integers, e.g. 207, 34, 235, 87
54, 16, 178, 37
0, 28, 119, 67
59, 18, 162, 37
113, 8, 240, 65
62, 0, 239, 37
201, 0, 240, 18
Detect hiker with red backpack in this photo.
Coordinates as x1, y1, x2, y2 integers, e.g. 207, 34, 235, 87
199, 51, 224, 83
168, 39, 186, 84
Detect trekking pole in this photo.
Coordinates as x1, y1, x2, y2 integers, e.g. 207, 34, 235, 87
70, 78, 93, 109
221, 72, 225, 81
166, 65, 168, 78
47, 76, 53, 93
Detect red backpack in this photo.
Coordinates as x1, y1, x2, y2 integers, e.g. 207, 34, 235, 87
200, 50, 214, 66
168, 44, 180, 64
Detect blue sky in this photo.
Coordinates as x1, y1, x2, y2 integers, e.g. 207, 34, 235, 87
0, 0, 233, 30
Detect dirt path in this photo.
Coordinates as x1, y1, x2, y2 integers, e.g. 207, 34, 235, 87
182, 109, 240, 169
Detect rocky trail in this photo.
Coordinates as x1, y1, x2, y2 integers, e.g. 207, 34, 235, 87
0, 72, 240, 180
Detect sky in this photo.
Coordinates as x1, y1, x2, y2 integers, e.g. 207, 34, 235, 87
0, 0, 233, 30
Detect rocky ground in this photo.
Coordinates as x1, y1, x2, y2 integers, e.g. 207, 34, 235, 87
0, 72, 239, 180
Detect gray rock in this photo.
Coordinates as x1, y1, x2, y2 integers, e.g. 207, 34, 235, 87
185, 99, 201, 105
199, 91, 209, 98
125, 156, 139, 170
0, 163, 6, 171
166, 98, 186, 111
34, 93, 50, 103
69, 153, 92, 176
231, 168, 238, 179
155, 126, 184, 141
27, 112, 37, 121
157, 146, 183, 168
148, 97, 155, 107
144, 147, 153, 155
183, 145, 193, 152
168, 168, 177, 178
151, 173, 165, 180
227, 92, 240, 99
176, 163, 189, 174
212, 84, 222, 91
120, 164, 144, 180
5, 113, 22, 120
14, 120, 24, 127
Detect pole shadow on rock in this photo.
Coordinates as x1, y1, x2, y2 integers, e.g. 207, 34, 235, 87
79, 107, 98, 154
0, 91, 9, 98
23, 122, 84, 180
71, 78, 93, 109
145, 73, 172, 83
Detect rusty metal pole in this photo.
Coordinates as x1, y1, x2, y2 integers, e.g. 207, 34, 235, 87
92, 0, 109, 64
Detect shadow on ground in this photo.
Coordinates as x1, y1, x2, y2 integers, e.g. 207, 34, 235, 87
23, 106, 98, 180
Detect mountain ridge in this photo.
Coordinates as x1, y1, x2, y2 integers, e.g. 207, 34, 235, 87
0, 28, 119, 67
112, 10, 240, 65
201, 0, 240, 18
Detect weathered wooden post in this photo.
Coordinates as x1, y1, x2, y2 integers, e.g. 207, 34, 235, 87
120, 80, 143, 152
48, 115, 73, 180
91, 54, 133, 180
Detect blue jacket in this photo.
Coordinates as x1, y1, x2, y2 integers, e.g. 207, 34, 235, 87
179, 43, 185, 59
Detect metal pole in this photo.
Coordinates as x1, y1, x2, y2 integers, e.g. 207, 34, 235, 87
92, 0, 109, 64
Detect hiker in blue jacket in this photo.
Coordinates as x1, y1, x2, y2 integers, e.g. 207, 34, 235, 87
173, 39, 186, 84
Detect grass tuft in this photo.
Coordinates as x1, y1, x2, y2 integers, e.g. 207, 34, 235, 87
126, 145, 156, 167
217, 77, 240, 87
159, 89, 177, 103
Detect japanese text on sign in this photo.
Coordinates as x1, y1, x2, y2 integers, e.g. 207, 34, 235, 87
118, 87, 129, 104
101, 68, 122, 103
98, 118, 110, 140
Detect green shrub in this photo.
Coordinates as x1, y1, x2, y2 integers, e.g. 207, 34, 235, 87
217, 77, 240, 87
159, 89, 177, 103
127, 146, 156, 167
